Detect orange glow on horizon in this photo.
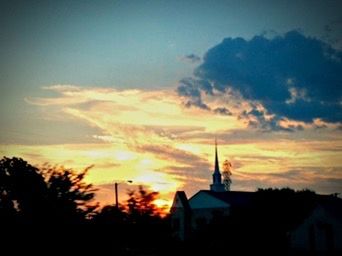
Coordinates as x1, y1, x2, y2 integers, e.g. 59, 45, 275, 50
153, 199, 172, 216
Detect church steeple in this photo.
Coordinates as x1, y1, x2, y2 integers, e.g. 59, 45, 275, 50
210, 138, 225, 192
214, 139, 220, 176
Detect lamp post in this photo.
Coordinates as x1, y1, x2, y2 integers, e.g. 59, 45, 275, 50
114, 180, 132, 209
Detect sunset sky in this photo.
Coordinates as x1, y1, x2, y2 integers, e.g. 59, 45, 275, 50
1, 0, 341, 207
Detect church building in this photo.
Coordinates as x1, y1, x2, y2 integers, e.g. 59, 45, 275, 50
170, 141, 253, 240
169, 142, 342, 256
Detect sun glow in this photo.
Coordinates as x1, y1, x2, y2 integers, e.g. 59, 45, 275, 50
133, 171, 180, 193
153, 198, 172, 214
114, 150, 136, 161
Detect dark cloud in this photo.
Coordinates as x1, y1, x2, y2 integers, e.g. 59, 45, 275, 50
177, 77, 212, 110
181, 54, 201, 63
178, 30, 342, 128
177, 77, 232, 115
323, 18, 342, 50
240, 107, 303, 132
214, 107, 232, 116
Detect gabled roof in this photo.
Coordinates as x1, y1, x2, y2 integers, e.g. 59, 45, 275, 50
317, 195, 342, 220
171, 191, 191, 213
191, 190, 255, 208
289, 195, 342, 232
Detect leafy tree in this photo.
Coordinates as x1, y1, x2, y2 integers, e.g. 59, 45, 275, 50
41, 164, 98, 223
91, 186, 171, 255
0, 157, 98, 224
0, 157, 48, 223
124, 186, 171, 253
126, 185, 160, 218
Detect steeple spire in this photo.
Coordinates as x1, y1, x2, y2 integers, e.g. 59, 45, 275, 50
210, 137, 225, 192
214, 138, 220, 174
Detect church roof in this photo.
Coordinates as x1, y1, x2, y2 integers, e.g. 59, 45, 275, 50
194, 190, 255, 208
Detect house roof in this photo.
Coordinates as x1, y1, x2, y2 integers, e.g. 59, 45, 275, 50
317, 195, 342, 220
191, 190, 255, 208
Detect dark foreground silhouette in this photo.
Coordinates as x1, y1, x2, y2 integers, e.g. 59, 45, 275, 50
0, 157, 341, 255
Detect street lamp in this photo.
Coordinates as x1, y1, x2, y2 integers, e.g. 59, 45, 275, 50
114, 180, 133, 209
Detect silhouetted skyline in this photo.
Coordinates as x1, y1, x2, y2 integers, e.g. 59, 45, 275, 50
1, 0, 341, 206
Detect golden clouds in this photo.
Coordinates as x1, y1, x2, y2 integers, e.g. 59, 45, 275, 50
2, 85, 341, 207
21, 85, 244, 205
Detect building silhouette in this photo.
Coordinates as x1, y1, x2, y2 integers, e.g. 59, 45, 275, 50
170, 141, 342, 255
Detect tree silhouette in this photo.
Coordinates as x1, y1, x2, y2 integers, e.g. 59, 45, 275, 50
0, 157, 97, 224
125, 186, 171, 254
41, 164, 98, 223
91, 186, 170, 255
0, 157, 48, 223
127, 185, 160, 218
93, 204, 127, 224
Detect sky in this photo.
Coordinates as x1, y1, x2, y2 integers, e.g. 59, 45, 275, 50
1, 0, 341, 208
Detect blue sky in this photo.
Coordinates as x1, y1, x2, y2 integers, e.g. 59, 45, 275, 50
2, 0, 341, 130
1, 0, 341, 204
2, 0, 341, 90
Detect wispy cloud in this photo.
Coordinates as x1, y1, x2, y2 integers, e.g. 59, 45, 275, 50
2, 84, 341, 205
137, 144, 208, 166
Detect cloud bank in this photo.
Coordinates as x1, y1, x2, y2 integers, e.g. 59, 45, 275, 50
178, 30, 342, 129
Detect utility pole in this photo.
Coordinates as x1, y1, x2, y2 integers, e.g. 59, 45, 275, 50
114, 180, 133, 209
115, 182, 119, 209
